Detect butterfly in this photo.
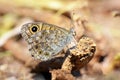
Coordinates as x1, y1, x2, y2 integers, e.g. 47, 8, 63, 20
21, 22, 75, 61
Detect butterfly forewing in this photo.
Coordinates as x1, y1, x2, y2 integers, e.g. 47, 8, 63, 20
21, 22, 74, 61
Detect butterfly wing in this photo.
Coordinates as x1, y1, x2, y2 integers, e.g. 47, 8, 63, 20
28, 26, 74, 61
21, 22, 74, 61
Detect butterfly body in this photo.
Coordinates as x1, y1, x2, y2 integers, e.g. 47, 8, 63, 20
21, 22, 75, 61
